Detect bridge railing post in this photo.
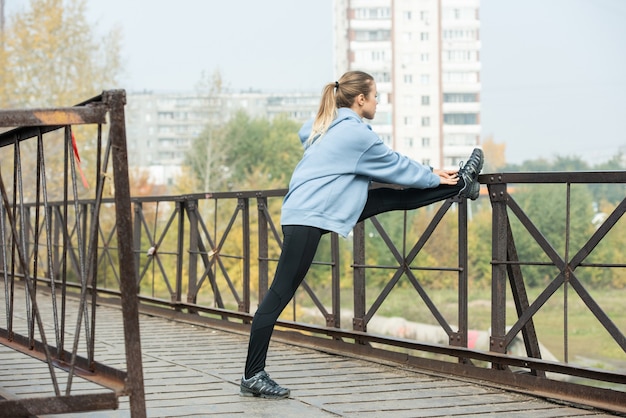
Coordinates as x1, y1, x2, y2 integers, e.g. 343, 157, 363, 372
489, 181, 508, 362
352, 221, 366, 337
255, 195, 269, 314
239, 196, 251, 313
106, 89, 147, 417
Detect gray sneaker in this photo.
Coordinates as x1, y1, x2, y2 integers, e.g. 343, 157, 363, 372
458, 176, 481, 200
459, 148, 484, 181
240, 371, 290, 399
457, 148, 484, 200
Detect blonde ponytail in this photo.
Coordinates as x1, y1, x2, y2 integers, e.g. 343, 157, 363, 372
306, 71, 374, 147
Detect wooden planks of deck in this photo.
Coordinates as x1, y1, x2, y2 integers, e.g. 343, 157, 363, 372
0, 290, 618, 417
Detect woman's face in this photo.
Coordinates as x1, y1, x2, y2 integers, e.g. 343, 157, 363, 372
355, 81, 378, 120
362, 81, 378, 120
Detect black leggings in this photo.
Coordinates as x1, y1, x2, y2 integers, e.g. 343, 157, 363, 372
244, 182, 464, 378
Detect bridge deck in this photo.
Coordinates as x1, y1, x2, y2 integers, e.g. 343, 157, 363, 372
0, 291, 618, 417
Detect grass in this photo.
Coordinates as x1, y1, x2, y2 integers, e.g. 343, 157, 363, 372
350, 283, 626, 369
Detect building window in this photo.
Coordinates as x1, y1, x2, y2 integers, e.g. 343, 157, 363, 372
420, 32, 429, 41
443, 113, 478, 125
421, 95, 430, 105
403, 11, 412, 20
442, 8, 475, 21
371, 50, 388, 61
443, 93, 478, 103
443, 29, 478, 40
405, 137, 414, 147
421, 117, 430, 126
355, 50, 389, 63
355, 30, 391, 41
445, 50, 475, 62
443, 72, 478, 83
158, 111, 174, 120
355, 8, 391, 19
404, 74, 413, 84
422, 137, 431, 147
445, 133, 479, 146
372, 71, 392, 82
420, 53, 430, 62
420, 74, 430, 85
404, 116, 414, 126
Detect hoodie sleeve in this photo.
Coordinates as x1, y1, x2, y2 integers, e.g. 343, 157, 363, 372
355, 138, 441, 189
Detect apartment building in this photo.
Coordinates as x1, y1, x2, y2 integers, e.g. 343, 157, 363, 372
125, 90, 318, 185
333, 0, 481, 169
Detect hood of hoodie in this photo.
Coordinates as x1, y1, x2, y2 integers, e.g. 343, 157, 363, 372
298, 108, 365, 148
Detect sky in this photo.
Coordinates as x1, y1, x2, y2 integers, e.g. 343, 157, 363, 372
5, 0, 626, 165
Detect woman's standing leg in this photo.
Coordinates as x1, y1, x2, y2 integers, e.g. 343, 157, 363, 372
243, 225, 324, 379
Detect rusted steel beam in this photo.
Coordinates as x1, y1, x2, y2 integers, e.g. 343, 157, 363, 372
454, 196, 469, 350
489, 183, 509, 361
240, 196, 251, 313
482, 171, 626, 184
106, 89, 147, 418
0, 331, 127, 392
256, 196, 269, 314
352, 221, 366, 334
0, 106, 108, 127
187, 199, 200, 305
330, 232, 341, 329
505, 219, 544, 374
0, 393, 119, 417
0, 107, 109, 149
0, 92, 109, 148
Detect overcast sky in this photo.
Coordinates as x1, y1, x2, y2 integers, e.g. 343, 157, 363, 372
6, 0, 626, 165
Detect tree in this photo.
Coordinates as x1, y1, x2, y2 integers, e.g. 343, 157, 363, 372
0, 0, 122, 109
189, 69, 228, 192
589, 152, 626, 206
481, 136, 507, 172
0, 0, 123, 201
186, 110, 303, 192
509, 183, 595, 287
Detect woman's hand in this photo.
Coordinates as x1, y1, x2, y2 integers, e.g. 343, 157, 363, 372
434, 168, 459, 186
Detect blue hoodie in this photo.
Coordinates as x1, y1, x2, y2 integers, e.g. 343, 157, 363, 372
281, 108, 440, 237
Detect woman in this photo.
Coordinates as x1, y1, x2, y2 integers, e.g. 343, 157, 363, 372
240, 70, 483, 398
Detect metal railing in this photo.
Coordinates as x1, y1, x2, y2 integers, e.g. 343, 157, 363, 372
9, 173, 625, 413
0, 91, 146, 417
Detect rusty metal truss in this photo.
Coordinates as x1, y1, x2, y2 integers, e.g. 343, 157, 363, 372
0, 91, 146, 417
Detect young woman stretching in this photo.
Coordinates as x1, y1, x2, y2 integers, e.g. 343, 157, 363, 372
240, 70, 483, 398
